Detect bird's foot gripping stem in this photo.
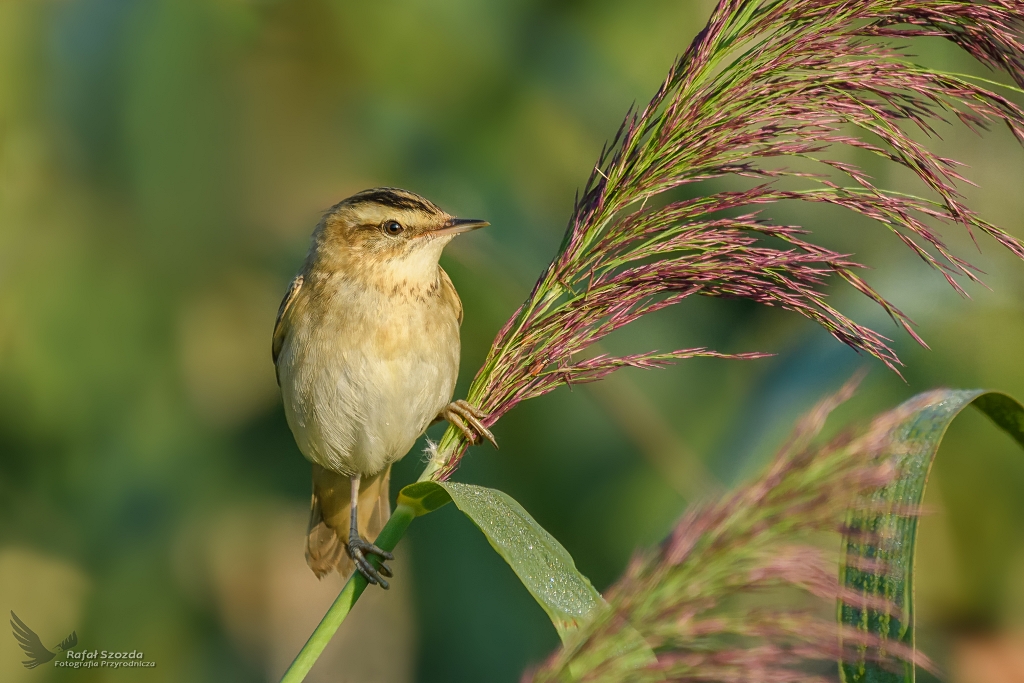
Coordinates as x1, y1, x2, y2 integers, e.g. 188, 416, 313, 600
439, 400, 498, 448
346, 533, 394, 589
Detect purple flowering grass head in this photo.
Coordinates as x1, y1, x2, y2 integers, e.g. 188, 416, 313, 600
524, 375, 939, 682
428, 0, 1024, 479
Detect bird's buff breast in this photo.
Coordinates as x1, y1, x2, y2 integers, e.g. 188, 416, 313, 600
277, 281, 460, 476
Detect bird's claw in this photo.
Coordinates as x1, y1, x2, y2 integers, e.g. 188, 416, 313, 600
346, 536, 394, 589
440, 400, 498, 449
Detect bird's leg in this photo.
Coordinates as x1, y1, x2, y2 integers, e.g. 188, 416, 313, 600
345, 474, 394, 588
437, 400, 498, 449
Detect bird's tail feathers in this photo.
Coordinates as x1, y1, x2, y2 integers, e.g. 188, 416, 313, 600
305, 464, 391, 580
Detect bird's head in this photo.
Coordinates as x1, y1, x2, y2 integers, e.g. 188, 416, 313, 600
311, 187, 488, 285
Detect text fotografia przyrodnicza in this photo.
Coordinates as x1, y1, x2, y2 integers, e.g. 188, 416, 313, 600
56, 650, 156, 668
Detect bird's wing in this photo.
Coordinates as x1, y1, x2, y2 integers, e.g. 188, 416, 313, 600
58, 631, 78, 651
439, 267, 463, 326
10, 611, 56, 668
272, 274, 304, 378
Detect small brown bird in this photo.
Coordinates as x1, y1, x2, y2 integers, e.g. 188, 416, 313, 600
273, 188, 495, 587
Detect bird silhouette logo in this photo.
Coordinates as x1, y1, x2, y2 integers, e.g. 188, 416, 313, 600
10, 611, 78, 669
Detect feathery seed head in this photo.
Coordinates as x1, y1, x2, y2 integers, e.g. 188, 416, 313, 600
527, 376, 939, 682
423, 0, 1024, 481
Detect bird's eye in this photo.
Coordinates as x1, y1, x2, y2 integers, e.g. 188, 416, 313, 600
383, 220, 405, 236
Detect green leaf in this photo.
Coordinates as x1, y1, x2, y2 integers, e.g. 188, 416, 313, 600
399, 480, 605, 640
398, 480, 658, 677
839, 390, 1024, 683
395, 480, 454, 517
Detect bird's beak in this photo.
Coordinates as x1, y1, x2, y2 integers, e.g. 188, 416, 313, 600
420, 217, 490, 238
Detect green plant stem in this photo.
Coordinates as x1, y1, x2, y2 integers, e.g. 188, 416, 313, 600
279, 502, 417, 683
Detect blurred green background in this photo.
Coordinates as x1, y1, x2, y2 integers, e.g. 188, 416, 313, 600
2, 1, 1023, 681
